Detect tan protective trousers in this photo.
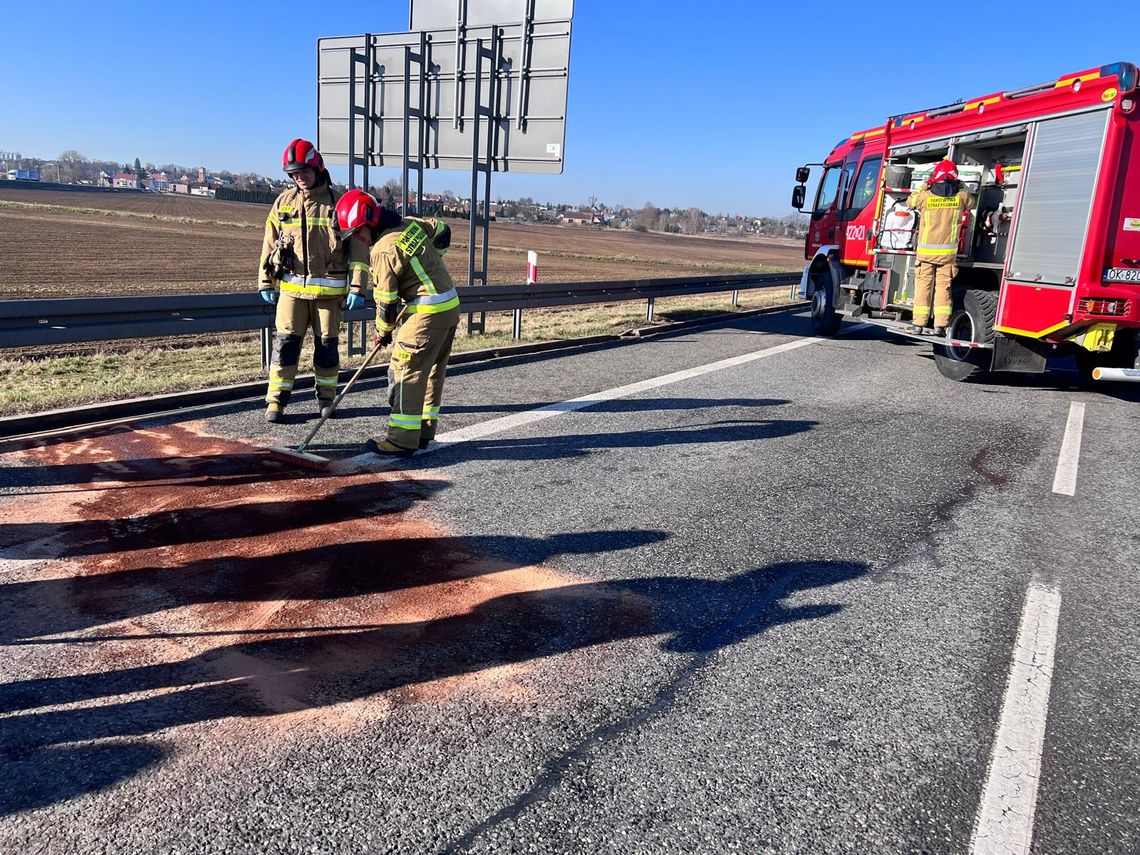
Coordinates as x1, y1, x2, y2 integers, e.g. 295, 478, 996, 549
380, 307, 460, 450
912, 257, 956, 329
266, 294, 343, 405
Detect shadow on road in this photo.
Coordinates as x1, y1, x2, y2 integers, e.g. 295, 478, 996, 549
0, 528, 666, 643
0, 558, 867, 816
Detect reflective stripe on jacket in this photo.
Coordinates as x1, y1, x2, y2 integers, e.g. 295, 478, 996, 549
258, 182, 370, 300
906, 188, 975, 258
278, 272, 349, 297
370, 217, 459, 331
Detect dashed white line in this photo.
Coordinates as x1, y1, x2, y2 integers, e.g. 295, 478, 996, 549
1051, 401, 1085, 496
969, 583, 1062, 855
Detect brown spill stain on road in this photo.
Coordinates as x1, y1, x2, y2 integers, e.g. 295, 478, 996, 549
0, 422, 653, 745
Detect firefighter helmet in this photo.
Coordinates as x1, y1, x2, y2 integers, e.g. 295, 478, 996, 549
282, 139, 324, 174
334, 189, 381, 237
930, 159, 959, 184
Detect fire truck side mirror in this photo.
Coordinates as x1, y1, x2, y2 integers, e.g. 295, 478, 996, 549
795, 166, 811, 183
791, 185, 806, 210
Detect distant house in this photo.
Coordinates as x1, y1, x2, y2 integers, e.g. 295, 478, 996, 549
146, 172, 172, 192
560, 210, 604, 226
113, 172, 140, 189
171, 183, 191, 194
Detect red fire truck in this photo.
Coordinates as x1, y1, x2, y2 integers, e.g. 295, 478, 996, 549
792, 61, 1140, 383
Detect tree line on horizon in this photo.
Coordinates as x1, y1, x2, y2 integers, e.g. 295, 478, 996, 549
2, 151, 807, 239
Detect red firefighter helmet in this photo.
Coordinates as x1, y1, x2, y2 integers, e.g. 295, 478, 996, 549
930, 159, 959, 184
282, 138, 324, 174
334, 189, 382, 237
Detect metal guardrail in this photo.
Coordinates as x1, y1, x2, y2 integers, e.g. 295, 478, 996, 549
0, 271, 798, 349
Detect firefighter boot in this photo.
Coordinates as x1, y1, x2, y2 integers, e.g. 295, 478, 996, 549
364, 438, 416, 458
319, 398, 337, 419
265, 402, 284, 423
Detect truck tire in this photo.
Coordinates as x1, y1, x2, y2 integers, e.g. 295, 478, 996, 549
933, 289, 997, 382
809, 261, 842, 336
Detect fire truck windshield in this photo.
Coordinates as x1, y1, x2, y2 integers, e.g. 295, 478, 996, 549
813, 166, 841, 216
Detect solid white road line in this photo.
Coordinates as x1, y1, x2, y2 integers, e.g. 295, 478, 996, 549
1051, 401, 1085, 496
969, 583, 1062, 855
343, 333, 833, 465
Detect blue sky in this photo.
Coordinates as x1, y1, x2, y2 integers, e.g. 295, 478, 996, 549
2, 2, 1134, 216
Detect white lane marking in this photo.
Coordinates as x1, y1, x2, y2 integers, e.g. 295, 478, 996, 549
970, 583, 1062, 855
1051, 402, 1085, 496
344, 332, 835, 465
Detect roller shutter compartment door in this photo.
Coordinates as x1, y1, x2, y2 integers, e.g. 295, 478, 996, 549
1007, 108, 1110, 286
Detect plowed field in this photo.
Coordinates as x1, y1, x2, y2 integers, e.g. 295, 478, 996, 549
0, 186, 802, 299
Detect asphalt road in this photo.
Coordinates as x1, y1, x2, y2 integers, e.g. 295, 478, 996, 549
0, 308, 1136, 854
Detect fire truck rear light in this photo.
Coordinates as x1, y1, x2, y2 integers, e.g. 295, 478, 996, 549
1122, 97, 1136, 113
1077, 298, 1131, 316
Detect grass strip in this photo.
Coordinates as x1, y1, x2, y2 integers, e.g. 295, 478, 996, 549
0, 290, 799, 416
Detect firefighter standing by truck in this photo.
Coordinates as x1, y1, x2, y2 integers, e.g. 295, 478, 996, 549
906, 160, 975, 335
258, 138, 371, 423
333, 189, 458, 456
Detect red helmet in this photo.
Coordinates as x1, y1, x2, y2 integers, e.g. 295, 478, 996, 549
334, 189, 381, 236
930, 159, 959, 184
282, 138, 324, 174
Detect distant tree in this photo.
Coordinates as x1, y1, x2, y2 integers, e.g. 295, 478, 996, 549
133, 157, 144, 176
681, 207, 706, 235
586, 194, 598, 210
57, 150, 88, 184
636, 202, 660, 232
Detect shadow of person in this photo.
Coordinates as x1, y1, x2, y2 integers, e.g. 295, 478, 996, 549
0, 559, 866, 814
0, 478, 451, 560
423, 419, 818, 466
0, 448, 321, 492
0, 530, 669, 643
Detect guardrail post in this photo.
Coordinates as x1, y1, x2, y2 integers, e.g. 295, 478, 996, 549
261, 326, 273, 371
646, 296, 655, 322
731, 289, 739, 307
346, 318, 368, 356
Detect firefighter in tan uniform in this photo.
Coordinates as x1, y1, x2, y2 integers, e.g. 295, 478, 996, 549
258, 139, 370, 422
906, 159, 975, 334
333, 190, 457, 456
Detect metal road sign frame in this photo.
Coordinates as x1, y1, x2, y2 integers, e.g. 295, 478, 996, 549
316, 6, 572, 175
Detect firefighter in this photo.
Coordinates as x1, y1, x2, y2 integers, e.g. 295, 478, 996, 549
906, 159, 975, 334
333, 190, 457, 456
257, 139, 370, 423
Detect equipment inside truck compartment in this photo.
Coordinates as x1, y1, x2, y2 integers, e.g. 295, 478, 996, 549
867, 129, 1027, 311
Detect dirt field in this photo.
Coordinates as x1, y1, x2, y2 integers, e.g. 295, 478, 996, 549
0, 185, 803, 299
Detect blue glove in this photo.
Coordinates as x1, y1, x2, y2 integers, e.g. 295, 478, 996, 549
260, 290, 277, 305
345, 292, 366, 311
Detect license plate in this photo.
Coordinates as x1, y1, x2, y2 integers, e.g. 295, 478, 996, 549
1103, 267, 1140, 283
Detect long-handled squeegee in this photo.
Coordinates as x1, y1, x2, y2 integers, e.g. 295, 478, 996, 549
265, 336, 388, 471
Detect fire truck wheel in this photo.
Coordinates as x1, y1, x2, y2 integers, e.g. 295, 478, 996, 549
809, 268, 842, 336
933, 289, 997, 382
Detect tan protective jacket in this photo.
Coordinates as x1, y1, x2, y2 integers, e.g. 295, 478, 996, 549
370, 217, 459, 332
906, 187, 975, 261
258, 182, 370, 299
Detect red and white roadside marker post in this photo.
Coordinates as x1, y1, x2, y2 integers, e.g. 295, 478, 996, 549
526, 251, 538, 284
513, 251, 538, 339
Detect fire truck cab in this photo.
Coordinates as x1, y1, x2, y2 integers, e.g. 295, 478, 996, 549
792, 62, 1140, 383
